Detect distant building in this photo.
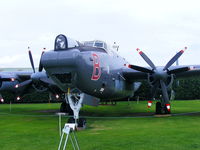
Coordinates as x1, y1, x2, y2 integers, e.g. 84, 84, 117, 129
0, 68, 33, 72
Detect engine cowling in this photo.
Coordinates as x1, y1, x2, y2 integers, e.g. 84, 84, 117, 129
31, 73, 48, 92
148, 73, 174, 90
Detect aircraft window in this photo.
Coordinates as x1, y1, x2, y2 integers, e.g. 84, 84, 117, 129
55, 34, 67, 50
94, 42, 103, 48
84, 41, 94, 47
104, 43, 107, 49
67, 38, 79, 48
82, 40, 110, 53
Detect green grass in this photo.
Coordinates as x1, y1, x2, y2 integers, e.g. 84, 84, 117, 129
0, 100, 200, 150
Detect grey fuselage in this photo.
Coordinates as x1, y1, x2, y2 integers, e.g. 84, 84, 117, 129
41, 46, 135, 100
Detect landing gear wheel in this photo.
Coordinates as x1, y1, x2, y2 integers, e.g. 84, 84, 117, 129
164, 105, 171, 114
60, 102, 73, 115
78, 118, 87, 128
67, 117, 87, 129
155, 102, 162, 114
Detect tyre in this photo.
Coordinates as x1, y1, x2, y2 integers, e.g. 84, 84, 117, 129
60, 102, 73, 115
156, 102, 162, 114
78, 118, 86, 128
67, 117, 87, 128
164, 105, 171, 114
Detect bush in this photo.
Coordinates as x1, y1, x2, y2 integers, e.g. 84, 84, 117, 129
134, 78, 200, 100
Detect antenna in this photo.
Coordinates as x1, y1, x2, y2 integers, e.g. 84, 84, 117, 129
112, 42, 119, 51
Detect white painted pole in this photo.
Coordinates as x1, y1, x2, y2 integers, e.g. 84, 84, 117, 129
59, 113, 61, 136
137, 96, 139, 104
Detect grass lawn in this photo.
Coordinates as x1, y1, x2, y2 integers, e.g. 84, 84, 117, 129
0, 100, 200, 150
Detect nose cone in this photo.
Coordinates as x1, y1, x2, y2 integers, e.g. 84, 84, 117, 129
154, 68, 168, 80
41, 49, 80, 72
40, 49, 80, 91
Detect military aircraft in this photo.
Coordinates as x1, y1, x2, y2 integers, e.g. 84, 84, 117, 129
28, 34, 199, 124
1, 34, 200, 127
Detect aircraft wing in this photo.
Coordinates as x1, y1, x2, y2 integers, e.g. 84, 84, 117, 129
122, 65, 200, 82
15, 72, 32, 80
0, 71, 60, 96
171, 65, 200, 79
0, 71, 31, 82
122, 69, 148, 82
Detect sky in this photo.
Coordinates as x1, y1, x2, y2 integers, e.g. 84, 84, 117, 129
0, 0, 200, 68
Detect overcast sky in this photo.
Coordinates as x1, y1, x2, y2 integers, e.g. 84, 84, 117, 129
0, 0, 200, 68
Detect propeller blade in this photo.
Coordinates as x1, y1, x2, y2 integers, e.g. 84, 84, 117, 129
163, 47, 187, 71
39, 51, 44, 72
160, 80, 170, 104
0, 93, 4, 102
136, 48, 156, 70
128, 64, 154, 73
168, 67, 189, 74
0, 78, 15, 82
28, 49, 36, 73
15, 80, 32, 89
151, 81, 159, 98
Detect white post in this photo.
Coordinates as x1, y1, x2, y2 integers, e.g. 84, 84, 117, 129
137, 96, 139, 104
59, 113, 61, 136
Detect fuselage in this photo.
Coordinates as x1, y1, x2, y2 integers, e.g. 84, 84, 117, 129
41, 46, 135, 100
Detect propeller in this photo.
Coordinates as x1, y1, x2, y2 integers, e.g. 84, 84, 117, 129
128, 47, 189, 112
0, 77, 16, 82
15, 48, 45, 89
15, 79, 32, 89
28, 47, 45, 73
39, 49, 45, 72
28, 47, 35, 73
136, 48, 156, 70
0, 94, 4, 103
128, 64, 153, 74
163, 47, 187, 71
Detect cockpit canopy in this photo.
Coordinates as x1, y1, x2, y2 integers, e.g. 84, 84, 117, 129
83, 40, 108, 51
54, 34, 79, 51
54, 34, 112, 54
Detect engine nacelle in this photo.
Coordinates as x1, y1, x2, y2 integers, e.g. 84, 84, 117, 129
148, 73, 174, 90
31, 72, 48, 92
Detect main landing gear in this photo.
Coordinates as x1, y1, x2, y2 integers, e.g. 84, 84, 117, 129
155, 102, 171, 115
65, 89, 86, 129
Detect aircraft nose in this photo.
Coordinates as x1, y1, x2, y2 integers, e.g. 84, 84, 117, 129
40, 49, 80, 91
41, 49, 80, 70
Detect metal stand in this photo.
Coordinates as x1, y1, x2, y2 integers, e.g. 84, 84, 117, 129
58, 123, 80, 150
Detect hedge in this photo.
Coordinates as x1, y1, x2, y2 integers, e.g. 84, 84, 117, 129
1, 78, 200, 103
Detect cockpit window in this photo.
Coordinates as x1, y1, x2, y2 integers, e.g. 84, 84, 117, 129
67, 38, 79, 48
54, 34, 79, 51
83, 41, 94, 47
55, 34, 67, 50
83, 40, 108, 51
94, 42, 103, 48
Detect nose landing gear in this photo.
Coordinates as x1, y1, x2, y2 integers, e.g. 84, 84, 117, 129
65, 89, 86, 129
